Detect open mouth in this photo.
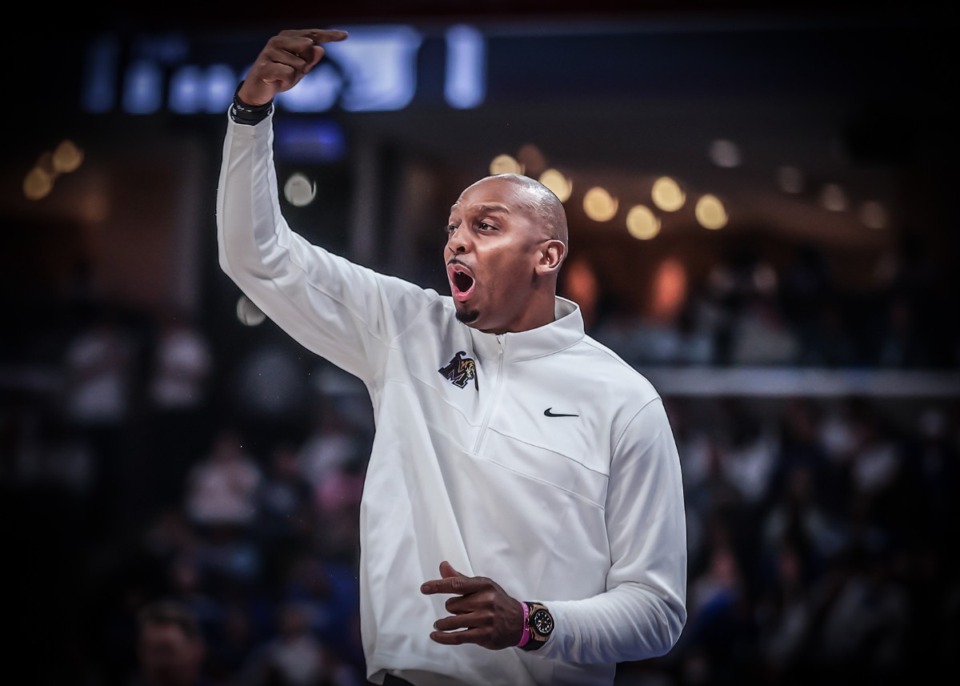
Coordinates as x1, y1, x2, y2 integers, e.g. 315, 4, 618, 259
447, 264, 476, 302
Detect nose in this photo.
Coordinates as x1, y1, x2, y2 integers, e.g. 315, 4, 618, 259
446, 226, 469, 255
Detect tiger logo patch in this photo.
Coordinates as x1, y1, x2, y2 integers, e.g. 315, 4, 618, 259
438, 350, 478, 390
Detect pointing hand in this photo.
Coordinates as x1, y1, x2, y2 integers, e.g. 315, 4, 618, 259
238, 28, 348, 106
420, 561, 525, 650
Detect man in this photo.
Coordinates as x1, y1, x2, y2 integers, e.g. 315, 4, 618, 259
217, 28, 687, 686
131, 600, 211, 686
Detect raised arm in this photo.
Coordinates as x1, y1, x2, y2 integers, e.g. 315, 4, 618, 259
216, 28, 424, 382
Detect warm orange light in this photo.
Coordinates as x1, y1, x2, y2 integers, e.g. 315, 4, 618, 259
563, 257, 600, 327
650, 257, 687, 321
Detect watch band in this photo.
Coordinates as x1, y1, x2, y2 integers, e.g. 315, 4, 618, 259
229, 81, 274, 126
516, 601, 531, 648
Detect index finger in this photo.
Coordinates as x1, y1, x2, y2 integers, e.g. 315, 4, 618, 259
420, 576, 487, 596
280, 28, 349, 44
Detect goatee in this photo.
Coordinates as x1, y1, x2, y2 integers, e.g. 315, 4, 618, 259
455, 308, 479, 324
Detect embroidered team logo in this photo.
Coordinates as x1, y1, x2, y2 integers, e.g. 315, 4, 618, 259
438, 350, 478, 390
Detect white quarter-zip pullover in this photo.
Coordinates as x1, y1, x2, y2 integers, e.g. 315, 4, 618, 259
217, 111, 687, 686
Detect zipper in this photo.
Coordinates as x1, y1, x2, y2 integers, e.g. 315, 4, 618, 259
472, 335, 505, 454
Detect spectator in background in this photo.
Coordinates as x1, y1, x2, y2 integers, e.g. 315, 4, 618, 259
754, 540, 817, 686
254, 441, 316, 585
712, 401, 779, 587
844, 407, 906, 541
716, 401, 778, 512
60, 302, 138, 531
148, 310, 213, 410
184, 427, 262, 530
278, 553, 364, 674
760, 463, 841, 594
146, 307, 214, 512
875, 294, 933, 368
162, 553, 226, 641
204, 600, 260, 684
679, 538, 756, 686
61, 303, 136, 439
296, 386, 370, 499
804, 299, 860, 367
129, 599, 214, 686
183, 428, 264, 590
233, 336, 311, 450
235, 601, 362, 686
808, 543, 911, 686
906, 407, 960, 541
729, 292, 800, 367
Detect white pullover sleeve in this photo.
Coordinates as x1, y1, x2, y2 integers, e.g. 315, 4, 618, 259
542, 396, 688, 664
215, 113, 433, 384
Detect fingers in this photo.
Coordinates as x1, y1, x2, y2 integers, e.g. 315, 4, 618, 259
238, 28, 348, 106
439, 560, 464, 579
286, 28, 350, 45
421, 560, 471, 595
430, 626, 483, 646
428, 603, 518, 650
421, 572, 486, 595
421, 564, 523, 650
430, 612, 498, 648
275, 29, 348, 69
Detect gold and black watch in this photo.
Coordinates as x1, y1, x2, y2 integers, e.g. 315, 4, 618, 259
520, 601, 554, 651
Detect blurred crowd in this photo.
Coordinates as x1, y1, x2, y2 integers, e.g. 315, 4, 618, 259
580, 235, 959, 370
1, 236, 958, 686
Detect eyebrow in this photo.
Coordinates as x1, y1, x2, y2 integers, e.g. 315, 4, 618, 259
449, 203, 512, 216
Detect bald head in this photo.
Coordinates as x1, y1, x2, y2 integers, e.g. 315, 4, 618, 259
467, 174, 569, 248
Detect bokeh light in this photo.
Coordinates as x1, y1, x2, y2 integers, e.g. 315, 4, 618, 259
819, 183, 848, 212
23, 167, 54, 200
53, 139, 84, 173
539, 168, 572, 202
626, 204, 661, 240
695, 194, 728, 229
651, 176, 686, 212
583, 186, 618, 222
489, 153, 523, 175
283, 172, 317, 207
708, 139, 741, 168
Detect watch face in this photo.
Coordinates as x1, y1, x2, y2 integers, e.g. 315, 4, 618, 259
531, 608, 554, 636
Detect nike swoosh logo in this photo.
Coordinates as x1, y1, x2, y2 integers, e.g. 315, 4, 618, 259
544, 408, 579, 418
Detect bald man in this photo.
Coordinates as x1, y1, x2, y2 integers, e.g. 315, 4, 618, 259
217, 28, 687, 686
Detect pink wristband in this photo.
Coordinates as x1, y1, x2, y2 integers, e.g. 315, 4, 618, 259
517, 601, 531, 648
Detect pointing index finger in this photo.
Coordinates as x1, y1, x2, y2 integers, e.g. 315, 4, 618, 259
307, 29, 349, 44
420, 576, 484, 595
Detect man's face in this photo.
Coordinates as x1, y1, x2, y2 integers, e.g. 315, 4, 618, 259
445, 177, 553, 333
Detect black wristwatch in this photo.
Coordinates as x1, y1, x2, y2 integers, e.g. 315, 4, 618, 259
520, 601, 554, 651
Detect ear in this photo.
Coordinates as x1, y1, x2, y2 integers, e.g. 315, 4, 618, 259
536, 239, 566, 275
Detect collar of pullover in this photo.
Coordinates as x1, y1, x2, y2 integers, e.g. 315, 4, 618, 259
468, 297, 585, 362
